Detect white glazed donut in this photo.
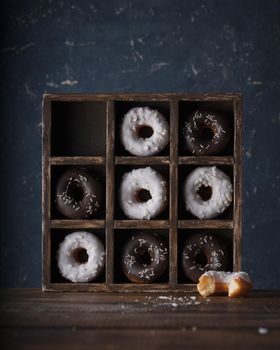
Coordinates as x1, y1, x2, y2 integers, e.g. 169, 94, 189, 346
197, 271, 253, 297
120, 107, 169, 156
57, 231, 105, 282
120, 167, 168, 220
184, 166, 233, 219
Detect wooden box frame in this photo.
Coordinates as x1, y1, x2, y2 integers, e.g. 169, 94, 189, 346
42, 93, 242, 292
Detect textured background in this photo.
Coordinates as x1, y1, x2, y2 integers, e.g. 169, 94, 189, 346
0, 0, 279, 288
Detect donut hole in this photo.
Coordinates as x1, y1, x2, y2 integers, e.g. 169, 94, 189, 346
137, 249, 152, 265
200, 127, 214, 141
197, 185, 212, 201
135, 189, 152, 203
67, 183, 84, 202
194, 251, 208, 268
137, 125, 154, 139
73, 248, 89, 264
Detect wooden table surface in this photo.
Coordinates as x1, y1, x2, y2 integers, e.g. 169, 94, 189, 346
1, 289, 280, 349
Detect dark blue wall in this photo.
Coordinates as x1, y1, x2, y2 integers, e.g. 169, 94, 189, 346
0, 0, 279, 288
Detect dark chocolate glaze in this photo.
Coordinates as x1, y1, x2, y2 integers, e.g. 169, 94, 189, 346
183, 110, 230, 155
121, 233, 168, 283
55, 168, 102, 219
182, 233, 229, 282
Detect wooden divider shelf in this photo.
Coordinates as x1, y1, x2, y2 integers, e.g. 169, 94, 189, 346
42, 93, 242, 292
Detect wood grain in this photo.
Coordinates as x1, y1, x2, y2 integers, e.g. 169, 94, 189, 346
179, 156, 234, 165
51, 220, 105, 229
106, 101, 115, 284
233, 97, 243, 271
178, 220, 234, 229
1, 289, 280, 350
42, 97, 51, 290
2, 329, 279, 350
40, 283, 198, 293
114, 220, 169, 229
115, 156, 169, 165
169, 100, 179, 284
50, 156, 106, 165
43, 93, 242, 102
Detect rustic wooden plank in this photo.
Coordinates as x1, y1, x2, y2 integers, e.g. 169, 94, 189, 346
114, 220, 169, 229
41, 283, 197, 293
2, 328, 280, 350
169, 100, 179, 284
233, 97, 243, 271
3, 328, 280, 350
115, 156, 169, 165
51, 220, 106, 229
43, 93, 241, 102
1, 288, 279, 300
1, 290, 280, 334
2, 309, 280, 326
1, 289, 280, 313
106, 101, 115, 284
178, 93, 242, 101
178, 220, 234, 229
179, 156, 234, 165
50, 156, 106, 165
42, 97, 51, 290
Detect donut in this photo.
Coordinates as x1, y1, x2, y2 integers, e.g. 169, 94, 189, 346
56, 168, 102, 219
121, 233, 168, 283
182, 233, 229, 282
183, 110, 230, 155
57, 231, 105, 282
197, 271, 252, 297
119, 167, 168, 220
184, 166, 233, 219
120, 107, 169, 156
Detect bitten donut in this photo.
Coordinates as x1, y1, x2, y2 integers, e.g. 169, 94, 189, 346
120, 107, 169, 156
119, 167, 168, 220
182, 233, 229, 282
197, 271, 252, 297
57, 231, 105, 282
121, 233, 168, 283
56, 168, 102, 219
183, 110, 230, 155
184, 166, 233, 219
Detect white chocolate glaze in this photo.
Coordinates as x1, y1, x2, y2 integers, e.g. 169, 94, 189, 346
203, 271, 252, 284
120, 107, 169, 156
57, 231, 105, 282
184, 166, 233, 219
120, 167, 167, 220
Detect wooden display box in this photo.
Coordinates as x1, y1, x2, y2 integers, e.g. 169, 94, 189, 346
42, 93, 242, 292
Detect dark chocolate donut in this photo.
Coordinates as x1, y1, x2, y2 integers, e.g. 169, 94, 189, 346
182, 233, 229, 282
55, 168, 102, 219
183, 110, 230, 155
121, 233, 168, 283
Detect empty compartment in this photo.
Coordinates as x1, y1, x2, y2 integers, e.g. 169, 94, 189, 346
114, 100, 170, 156
114, 165, 169, 220
50, 229, 106, 283
51, 164, 106, 220
51, 101, 106, 156
179, 100, 234, 156
178, 164, 234, 220
177, 229, 233, 284
114, 229, 169, 283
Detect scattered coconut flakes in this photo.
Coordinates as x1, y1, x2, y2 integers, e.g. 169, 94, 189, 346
157, 296, 170, 300
258, 327, 269, 335
143, 295, 205, 308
